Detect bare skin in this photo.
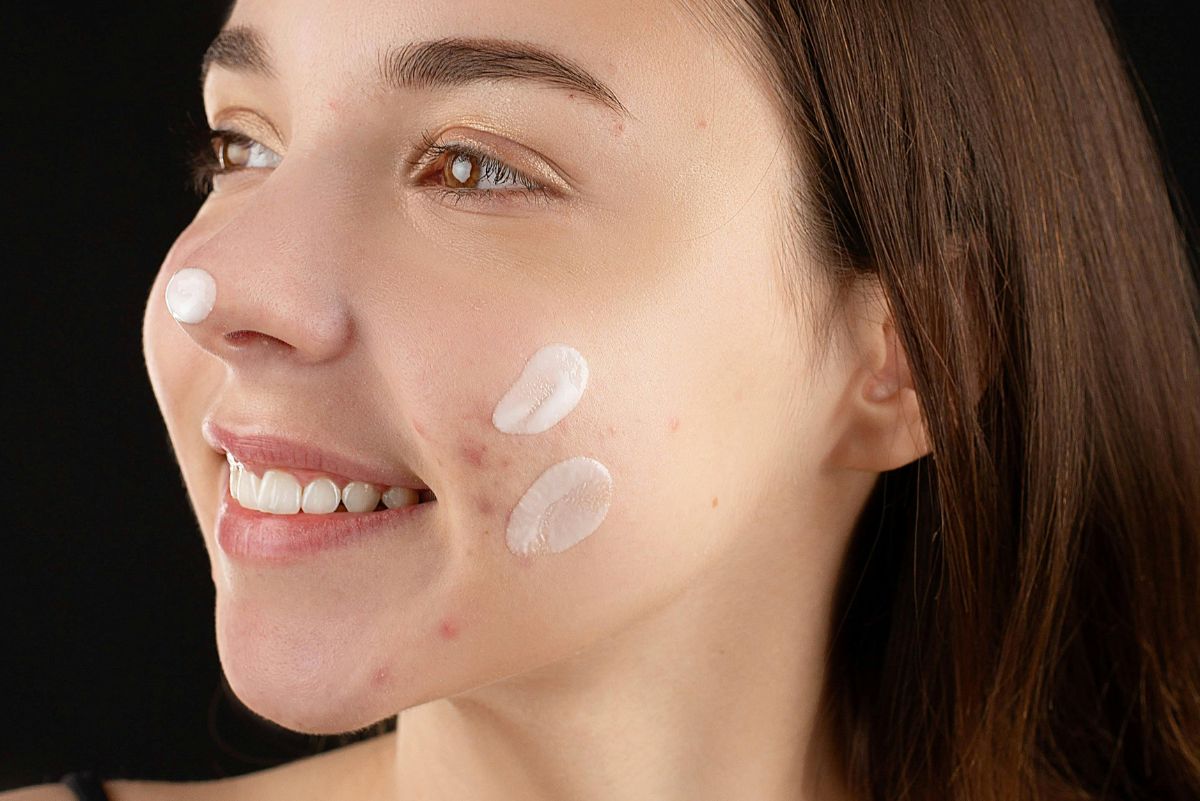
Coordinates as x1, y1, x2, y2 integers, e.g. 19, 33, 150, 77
130, 0, 931, 799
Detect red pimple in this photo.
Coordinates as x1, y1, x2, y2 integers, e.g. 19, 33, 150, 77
461, 442, 486, 467
372, 666, 389, 686
476, 496, 494, 515
439, 618, 460, 639
668, 416, 680, 432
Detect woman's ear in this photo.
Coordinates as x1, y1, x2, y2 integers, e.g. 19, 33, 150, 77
825, 288, 932, 473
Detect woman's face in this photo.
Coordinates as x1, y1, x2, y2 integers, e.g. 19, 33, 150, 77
144, 0, 862, 733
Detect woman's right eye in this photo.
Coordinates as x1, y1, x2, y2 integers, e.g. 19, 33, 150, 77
186, 124, 282, 195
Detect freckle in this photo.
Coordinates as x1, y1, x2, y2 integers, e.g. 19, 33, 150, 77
439, 618, 460, 639
668, 416, 680, 432
711, 496, 719, 508
501, 457, 513, 468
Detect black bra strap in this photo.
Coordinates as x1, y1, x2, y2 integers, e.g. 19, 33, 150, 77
60, 769, 111, 801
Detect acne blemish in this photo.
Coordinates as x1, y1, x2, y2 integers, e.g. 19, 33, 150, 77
461, 441, 486, 467
493, 343, 589, 434
439, 618, 460, 639
507, 456, 613, 555
711, 496, 719, 508
371, 666, 390, 687
668, 416, 680, 432
476, 496, 494, 515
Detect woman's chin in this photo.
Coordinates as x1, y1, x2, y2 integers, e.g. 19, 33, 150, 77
214, 599, 413, 735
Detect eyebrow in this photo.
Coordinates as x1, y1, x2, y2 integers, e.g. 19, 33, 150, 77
199, 25, 630, 119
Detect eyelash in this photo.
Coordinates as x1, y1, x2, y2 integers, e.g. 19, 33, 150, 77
182, 119, 554, 210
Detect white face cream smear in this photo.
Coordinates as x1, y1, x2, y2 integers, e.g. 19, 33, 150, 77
165, 266, 217, 324
507, 456, 613, 555
492, 343, 588, 434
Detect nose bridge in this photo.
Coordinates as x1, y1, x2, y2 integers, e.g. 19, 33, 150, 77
165, 163, 357, 366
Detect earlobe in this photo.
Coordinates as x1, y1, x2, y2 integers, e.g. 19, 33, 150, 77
828, 318, 933, 473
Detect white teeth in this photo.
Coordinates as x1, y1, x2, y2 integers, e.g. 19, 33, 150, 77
301, 477, 340, 514
342, 481, 382, 513
225, 454, 425, 515
241, 470, 264, 511
382, 486, 420, 509
258, 470, 302, 514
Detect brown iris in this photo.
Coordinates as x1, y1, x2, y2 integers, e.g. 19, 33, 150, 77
442, 153, 482, 189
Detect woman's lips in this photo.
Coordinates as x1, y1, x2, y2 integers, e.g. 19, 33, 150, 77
202, 418, 430, 491
214, 464, 436, 565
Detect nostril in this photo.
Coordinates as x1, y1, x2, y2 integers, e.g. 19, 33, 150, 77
225, 330, 289, 348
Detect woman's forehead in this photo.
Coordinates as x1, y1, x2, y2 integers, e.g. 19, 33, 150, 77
209, 0, 771, 137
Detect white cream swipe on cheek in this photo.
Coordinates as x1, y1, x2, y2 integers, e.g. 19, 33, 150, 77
507, 456, 613, 555
492, 344, 588, 434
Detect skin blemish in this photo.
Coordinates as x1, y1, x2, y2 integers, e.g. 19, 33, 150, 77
712, 496, 719, 508
413, 419, 430, 440
668, 416, 680, 432
461, 440, 487, 467
439, 618, 460, 639
476, 496, 494, 515
371, 666, 390, 687
696, 116, 707, 129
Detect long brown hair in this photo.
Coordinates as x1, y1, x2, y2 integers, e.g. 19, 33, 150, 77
682, 0, 1200, 798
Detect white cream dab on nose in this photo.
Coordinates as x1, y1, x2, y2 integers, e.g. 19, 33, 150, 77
492, 343, 588, 434
165, 266, 217, 324
507, 456, 613, 555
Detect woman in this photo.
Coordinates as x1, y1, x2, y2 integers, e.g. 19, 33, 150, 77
15, 0, 1198, 799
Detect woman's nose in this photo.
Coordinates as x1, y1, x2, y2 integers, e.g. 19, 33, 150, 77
162, 188, 355, 367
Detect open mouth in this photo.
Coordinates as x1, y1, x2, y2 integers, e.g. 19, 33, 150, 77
225, 453, 437, 515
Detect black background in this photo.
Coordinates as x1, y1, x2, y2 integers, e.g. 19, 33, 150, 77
3, 0, 1197, 791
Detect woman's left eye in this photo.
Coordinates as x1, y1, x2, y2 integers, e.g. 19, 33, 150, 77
184, 120, 552, 209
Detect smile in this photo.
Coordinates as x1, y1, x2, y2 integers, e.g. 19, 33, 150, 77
226, 452, 436, 515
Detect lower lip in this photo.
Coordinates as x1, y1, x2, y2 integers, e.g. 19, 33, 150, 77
215, 468, 435, 565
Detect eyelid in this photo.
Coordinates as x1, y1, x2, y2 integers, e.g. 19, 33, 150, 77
209, 109, 285, 152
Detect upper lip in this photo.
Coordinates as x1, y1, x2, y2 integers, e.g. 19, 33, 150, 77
201, 418, 429, 490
